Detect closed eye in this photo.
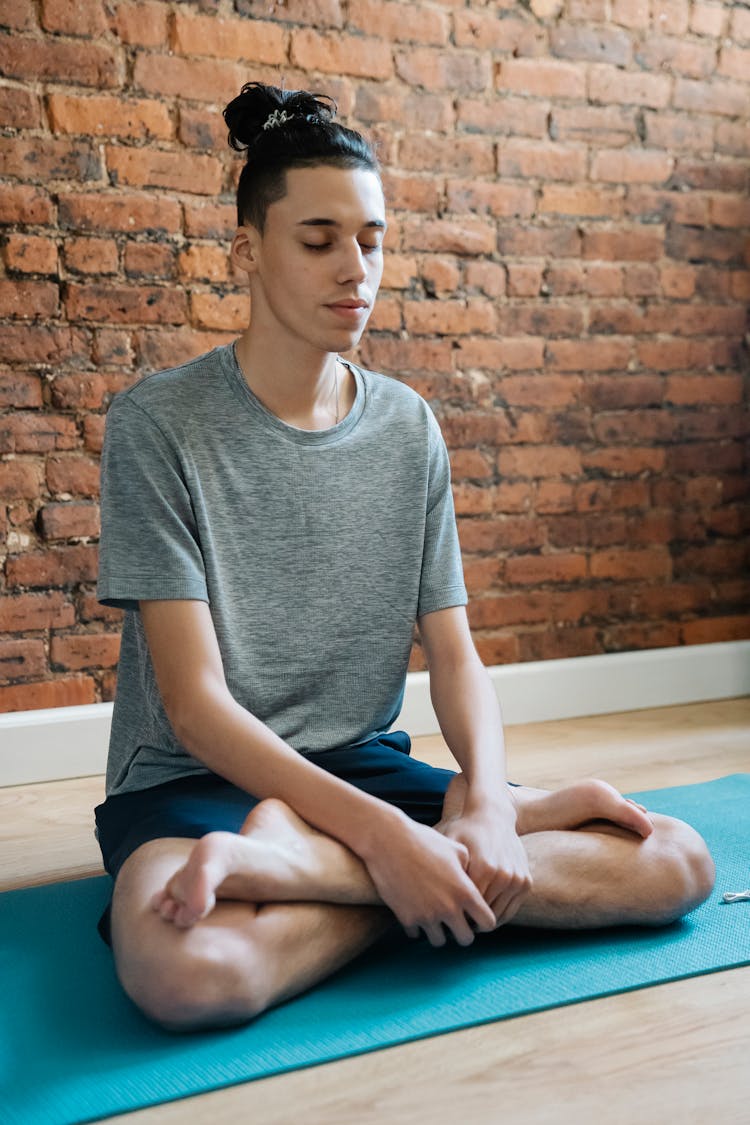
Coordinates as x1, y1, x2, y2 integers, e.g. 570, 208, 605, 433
303, 242, 382, 254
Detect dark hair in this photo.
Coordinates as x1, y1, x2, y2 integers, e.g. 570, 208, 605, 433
223, 82, 380, 232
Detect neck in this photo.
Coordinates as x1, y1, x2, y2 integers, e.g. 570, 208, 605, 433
234, 327, 351, 431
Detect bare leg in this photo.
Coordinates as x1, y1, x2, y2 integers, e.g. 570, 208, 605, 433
120, 778, 714, 1031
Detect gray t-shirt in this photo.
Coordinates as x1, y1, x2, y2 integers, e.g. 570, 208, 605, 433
97, 343, 467, 797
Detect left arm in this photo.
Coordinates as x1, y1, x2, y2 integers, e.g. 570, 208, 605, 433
418, 605, 532, 925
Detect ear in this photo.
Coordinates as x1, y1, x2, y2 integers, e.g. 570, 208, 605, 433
231, 225, 261, 275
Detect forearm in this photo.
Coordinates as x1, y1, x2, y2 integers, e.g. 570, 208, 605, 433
176, 685, 402, 860
429, 652, 513, 813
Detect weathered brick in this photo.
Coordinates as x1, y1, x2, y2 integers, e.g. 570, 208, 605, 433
590, 547, 672, 580
190, 291, 249, 331
446, 179, 535, 218
539, 185, 623, 218
65, 283, 188, 325
395, 46, 490, 91
356, 87, 452, 132
496, 58, 585, 99
292, 29, 393, 79
171, 11, 286, 63
456, 338, 545, 372
106, 147, 223, 195
589, 64, 671, 108
682, 615, 750, 645
458, 96, 548, 139
583, 227, 664, 262
133, 52, 245, 104
473, 633, 520, 666
465, 260, 506, 298
642, 112, 715, 155
348, 0, 449, 45
637, 35, 717, 79
6, 544, 98, 588
0, 460, 42, 499
0, 591, 75, 633
41, 0, 108, 35
418, 256, 461, 296
0, 676, 95, 713
550, 105, 637, 146
404, 299, 496, 336
666, 225, 745, 265
506, 553, 587, 585
501, 373, 583, 407
400, 134, 494, 176
59, 192, 182, 235
110, 0, 169, 46
507, 264, 543, 297
48, 93, 173, 141
546, 337, 631, 371
124, 243, 176, 280
0, 639, 47, 684
0, 136, 103, 185
64, 237, 119, 276
0, 33, 122, 87
499, 446, 583, 479
550, 23, 632, 66
235, 0, 343, 26
499, 140, 587, 183
46, 455, 101, 497
402, 217, 496, 255
592, 148, 673, 184
690, 2, 727, 37
0, 185, 54, 225
38, 502, 100, 540
673, 78, 748, 118
0, 413, 78, 453
0, 0, 37, 29
50, 632, 120, 670
0, 84, 42, 128
611, 0, 649, 28
3, 235, 58, 275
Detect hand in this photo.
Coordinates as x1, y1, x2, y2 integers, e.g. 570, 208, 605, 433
361, 812, 498, 948
436, 795, 532, 927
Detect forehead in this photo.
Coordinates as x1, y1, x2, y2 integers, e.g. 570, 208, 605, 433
272, 165, 386, 227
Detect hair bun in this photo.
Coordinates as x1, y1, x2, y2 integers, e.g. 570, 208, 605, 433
224, 82, 337, 154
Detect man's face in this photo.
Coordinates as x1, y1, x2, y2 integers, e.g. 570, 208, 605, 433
238, 164, 386, 355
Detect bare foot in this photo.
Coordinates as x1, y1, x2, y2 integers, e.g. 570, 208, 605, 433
150, 798, 377, 928
441, 775, 654, 839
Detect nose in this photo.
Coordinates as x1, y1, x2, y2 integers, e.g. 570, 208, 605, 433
336, 240, 368, 285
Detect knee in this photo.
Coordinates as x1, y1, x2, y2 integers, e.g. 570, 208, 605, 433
119, 926, 270, 1033
646, 815, 716, 925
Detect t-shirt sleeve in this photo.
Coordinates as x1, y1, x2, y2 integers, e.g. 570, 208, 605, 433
417, 409, 468, 618
97, 395, 209, 611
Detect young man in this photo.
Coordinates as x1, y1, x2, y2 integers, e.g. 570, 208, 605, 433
95, 84, 715, 1031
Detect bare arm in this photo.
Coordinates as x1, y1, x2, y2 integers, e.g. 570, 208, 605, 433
418, 605, 532, 923
139, 599, 496, 944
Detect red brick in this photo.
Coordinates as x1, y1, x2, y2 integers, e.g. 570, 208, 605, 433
652, 0, 690, 35
642, 112, 714, 154
506, 553, 586, 585
690, 3, 727, 36
0, 639, 47, 684
446, 179, 535, 218
178, 106, 226, 152
349, 0, 448, 44
418, 256, 461, 295
124, 243, 175, 280
365, 297, 401, 333
499, 141, 587, 183
660, 265, 696, 299
0, 676, 96, 714
0, 372, 42, 410
0, 591, 75, 632
457, 515, 545, 552
666, 375, 744, 406
546, 337, 631, 371
0, 279, 59, 320
589, 64, 671, 108
41, 0, 108, 34
400, 134, 494, 176
356, 87, 452, 132
473, 633, 520, 666
504, 374, 583, 408
59, 192, 181, 235
404, 299, 496, 337
496, 58, 585, 99
0, 84, 42, 128
454, 11, 542, 52
682, 615, 750, 645
590, 547, 671, 580
666, 225, 744, 265
133, 53, 245, 104
0, 0, 37, 29
675, 542, 748, 577
48, 93, 173, 142
520, 626, 600, 662
65, 283, 187, 326
190, 291, 249, 332
291, 29, 392, 79
550, 23, 632, 65
623, 264, 660, 297
640, 35, 717, 79
465, 261, 506, 298
0, 414, 72, 454
380, 172, 441, 213
673, 159, 747, 192
0, 33, 122, 88
171, 11, 286, 63
134, 327, 233, 373
458, 96, 548, 139
0, 135, 103, 186
402, 217, 495, 255
183, 202, 236, 241
498, 446, 583, 479
110, 0, 169, 46
3, 235, 58, 275
673, 78, 747, 117
611, 0, 649, 28
38, 502, 100, 541
507, 264, 543, 297
0, 185, 54, 225
6, 544, 98, 589
46, 455, 100, 497
583, 227, 663, 261
106, 146, 222, 195
462, 557, 504, 595
550, 105, 637, 146
458, 339, 545, 374
469, 592, 552, 629
539, 185, 623, 218
583, 447, 666, 475
591, 148, 673, 184
585, 264, 625, 297
395, 46, 490, 91
0, 460, 42, 499
730, 7, 750, 41
64, 237, 119, 276
50, 632, 121, 671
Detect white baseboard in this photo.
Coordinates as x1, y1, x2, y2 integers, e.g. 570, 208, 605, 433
1, 641, 748, 787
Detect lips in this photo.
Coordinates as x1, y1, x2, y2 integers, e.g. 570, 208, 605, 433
327, 300, 369, 310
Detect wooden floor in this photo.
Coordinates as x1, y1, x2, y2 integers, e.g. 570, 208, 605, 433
2, 698, 749, 1124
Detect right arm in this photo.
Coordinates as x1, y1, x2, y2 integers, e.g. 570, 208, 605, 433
140, 598, 496, 946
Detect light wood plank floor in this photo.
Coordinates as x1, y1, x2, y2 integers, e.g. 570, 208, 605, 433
2, 699, 749, 1124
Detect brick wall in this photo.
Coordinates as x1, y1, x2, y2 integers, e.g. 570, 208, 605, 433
1, 0, 748, 712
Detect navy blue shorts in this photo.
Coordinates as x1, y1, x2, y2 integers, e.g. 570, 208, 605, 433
94, 730, 475, 945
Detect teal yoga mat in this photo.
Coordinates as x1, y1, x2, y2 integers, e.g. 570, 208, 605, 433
2, 774, 749, 1125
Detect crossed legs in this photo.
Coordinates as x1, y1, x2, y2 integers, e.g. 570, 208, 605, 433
110, 778, 715, 1031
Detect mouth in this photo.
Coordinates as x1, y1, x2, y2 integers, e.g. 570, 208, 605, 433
326, 300, 369, 311
325, 300, 370, 322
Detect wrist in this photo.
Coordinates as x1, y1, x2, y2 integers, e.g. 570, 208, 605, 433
344, 798, 411, 862
463, 783, 517, 821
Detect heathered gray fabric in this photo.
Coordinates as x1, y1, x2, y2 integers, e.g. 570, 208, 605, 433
97, 343, 467, 797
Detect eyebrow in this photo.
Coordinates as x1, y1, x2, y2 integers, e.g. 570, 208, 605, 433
296, 218, 387, 230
